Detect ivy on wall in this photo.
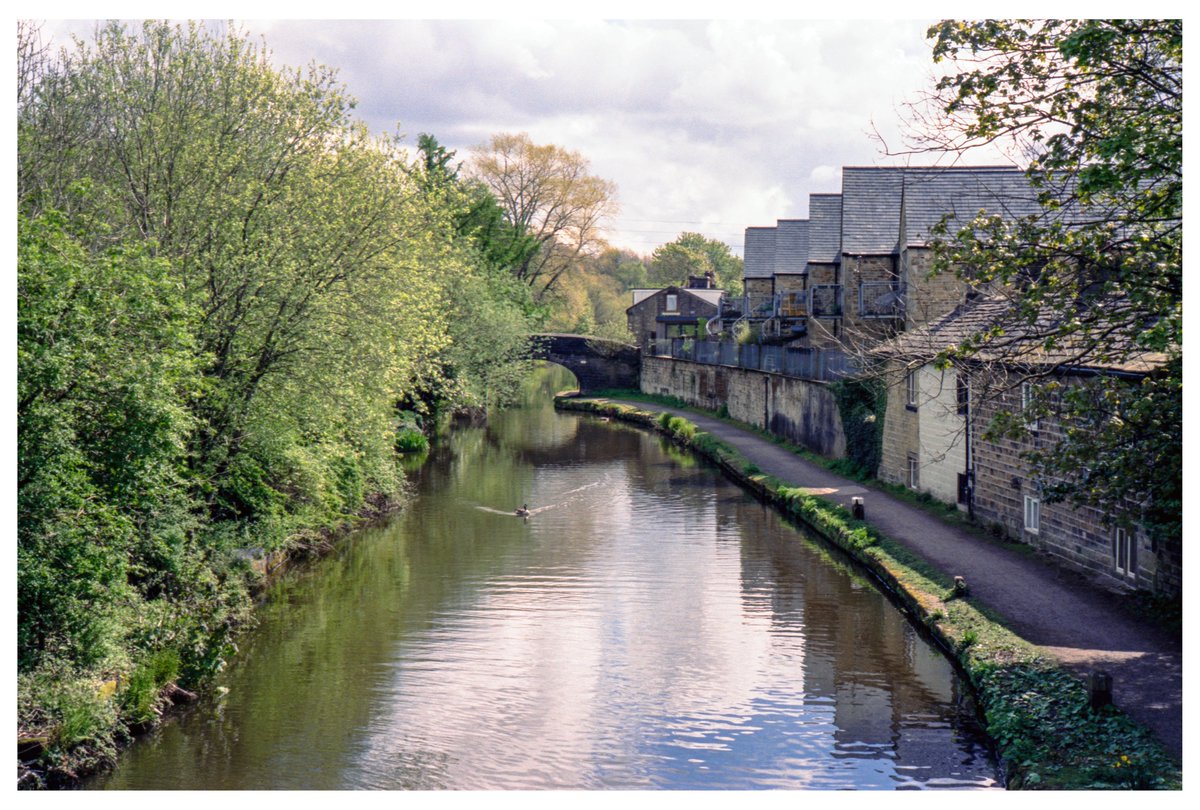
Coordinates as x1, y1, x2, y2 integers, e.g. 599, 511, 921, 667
830, 378, 886, 478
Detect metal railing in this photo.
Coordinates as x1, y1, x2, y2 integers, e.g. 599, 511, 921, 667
647, 338, 860, 382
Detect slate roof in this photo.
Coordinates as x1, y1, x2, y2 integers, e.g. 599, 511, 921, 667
743, 226, 777, 278
807, 194, 842, 264
840, 167, 905, 254
839, 165, 1042, 254
773, 219, 809, 275
684, 288, 725, 308
902, 167, 1040, 246
625, 286, 724, 315
873, 294, 1167, 375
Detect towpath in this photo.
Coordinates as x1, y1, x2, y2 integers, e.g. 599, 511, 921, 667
585, 397, 1182, 761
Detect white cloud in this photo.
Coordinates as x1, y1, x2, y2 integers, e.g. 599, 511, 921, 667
37, 18, 1016, 257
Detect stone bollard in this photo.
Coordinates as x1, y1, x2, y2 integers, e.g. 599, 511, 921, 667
851, 496, 865, 520
1089, 670, 1113, 711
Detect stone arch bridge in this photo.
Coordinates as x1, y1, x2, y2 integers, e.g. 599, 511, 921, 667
529, 334, 640, 394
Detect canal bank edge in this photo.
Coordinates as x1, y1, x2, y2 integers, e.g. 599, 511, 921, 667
17, 489, 410, 791
556, 395, 1180, 791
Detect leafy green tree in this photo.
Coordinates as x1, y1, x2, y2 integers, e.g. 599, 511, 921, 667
914, 20, 1181, 547
649, 232, 742, 295
17, 208, 207, 670
20, 21, 455, 533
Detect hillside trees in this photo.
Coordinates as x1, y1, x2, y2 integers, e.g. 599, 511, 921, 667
911, 20, 1181, 545
467, 132, 618, 298
17, 19, 530, 750
407, 134, 543, 411
649, 232, 743, 295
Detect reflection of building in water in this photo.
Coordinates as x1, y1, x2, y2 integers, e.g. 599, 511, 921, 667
725, 497, 983, 779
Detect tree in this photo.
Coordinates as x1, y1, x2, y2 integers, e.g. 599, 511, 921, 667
467, 132, 618, 298
649, 231, 743, 295
19, 22, 460, 527
910, 20, 1181, 546
18, 209, 203, 670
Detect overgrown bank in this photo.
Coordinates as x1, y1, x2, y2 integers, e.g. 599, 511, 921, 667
558, 396, 1180, 790
17, 21, 539, 790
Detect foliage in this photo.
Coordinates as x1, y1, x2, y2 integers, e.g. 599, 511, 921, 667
468, 132, 619, 298
828, 378, 886, 479
394, 411, 429, 454
18, 209, 203, 671
16, 21, 554, 779
649, 231, 743, 296
915, 20, 1182, 550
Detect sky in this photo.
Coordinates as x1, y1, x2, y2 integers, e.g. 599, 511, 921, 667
36, 12, 1009, 258
33, 7, 1141, 260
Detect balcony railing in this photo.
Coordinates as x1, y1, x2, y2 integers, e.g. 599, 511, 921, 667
647, 338, 860, 382
859, 281, 905, 318
809, 284, 843, 317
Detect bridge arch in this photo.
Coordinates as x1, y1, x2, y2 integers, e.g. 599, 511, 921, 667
529, 334, 641, 394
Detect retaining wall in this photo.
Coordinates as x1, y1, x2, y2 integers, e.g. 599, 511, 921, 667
640, 355, 847, 458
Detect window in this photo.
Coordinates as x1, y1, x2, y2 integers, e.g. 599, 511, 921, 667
1113, 527, 1137, 580
907, 454, 920, 489
1023, 495, 1040, 534
905, 370, 918, 410
665, 294, 678, 312
956, 372, 969, 416
1022, 381, 1039, 431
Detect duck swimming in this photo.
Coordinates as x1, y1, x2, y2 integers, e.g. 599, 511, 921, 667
515, 504, 531, 517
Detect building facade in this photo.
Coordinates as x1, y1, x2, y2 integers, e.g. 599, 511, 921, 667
626, 283, 723, 351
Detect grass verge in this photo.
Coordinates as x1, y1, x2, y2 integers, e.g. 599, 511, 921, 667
559, 395, 1181, 790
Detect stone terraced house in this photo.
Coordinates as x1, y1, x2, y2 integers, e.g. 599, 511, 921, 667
739, 165, 1039, 350
872, 294, 1178, 596
729, 164, 1178, 594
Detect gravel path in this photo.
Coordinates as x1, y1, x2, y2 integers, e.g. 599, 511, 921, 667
591, 398, 1182, 761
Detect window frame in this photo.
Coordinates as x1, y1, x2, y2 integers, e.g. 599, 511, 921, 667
664, 293, 678, 313
905, 369, 918, 410
1113, 526, 1137, 580
1023, 494, 1041, 534
1021, 381, 1039, 431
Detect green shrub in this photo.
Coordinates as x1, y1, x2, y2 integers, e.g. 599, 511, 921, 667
55, 680, 117, 747
121, 668, 158, 724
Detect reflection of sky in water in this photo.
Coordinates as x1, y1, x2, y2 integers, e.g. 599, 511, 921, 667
96, 371, 997, 790
346, 447, 997, 790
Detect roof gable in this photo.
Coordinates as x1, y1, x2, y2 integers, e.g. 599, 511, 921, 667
743, 226, 776, 278
807, 194, 842, 264
841, 167, 904, 254
902, 167, 1039, 246
774, 219, 809, 274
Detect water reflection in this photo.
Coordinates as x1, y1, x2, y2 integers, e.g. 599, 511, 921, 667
95, 365, 997, 790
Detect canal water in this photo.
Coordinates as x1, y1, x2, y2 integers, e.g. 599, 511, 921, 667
94, 366, 998, 790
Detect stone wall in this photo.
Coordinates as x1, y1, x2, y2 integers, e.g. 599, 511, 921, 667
905, 247, 970, 329
878, 362, 920, 487
971, 378, 1173, 594
641, 356, 846, 458
744, 277, 774, 297
774, 273, 806, 294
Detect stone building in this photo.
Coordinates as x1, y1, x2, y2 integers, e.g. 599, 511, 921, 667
873, 295, 1177, 595
738, 165, 1038, 351
626, 279, 723, 352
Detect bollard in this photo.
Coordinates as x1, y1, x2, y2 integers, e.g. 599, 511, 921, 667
851, 496, 865, 520
1089, 670, 1113, 711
